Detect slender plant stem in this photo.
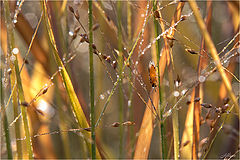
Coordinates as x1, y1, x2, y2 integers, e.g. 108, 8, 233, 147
117, 1, 124, 158
153, 1, 166, 158
188, 0, 239, 118
1, 67, 13, 159
88, 1, 96, 159
127, 1, 134, 157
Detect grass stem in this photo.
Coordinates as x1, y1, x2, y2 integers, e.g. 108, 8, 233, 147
117, 1, 124, 158
153, 1, 167, 158
1, 68, 13, 159
88, 1, 96, 159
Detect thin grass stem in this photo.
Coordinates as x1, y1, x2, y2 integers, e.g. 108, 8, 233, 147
88, 1, 96, 159
117, 1, 124, 158
1, 67, 13, 159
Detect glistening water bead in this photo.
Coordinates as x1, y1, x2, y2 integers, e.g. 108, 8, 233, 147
173, 91, 180, 97
69, 31, 74, 36
12, 48, 19, 55
10, 55, 16, 62
198, 76, 206, 83
128, 100, 131, 107
99, 94, 105, 100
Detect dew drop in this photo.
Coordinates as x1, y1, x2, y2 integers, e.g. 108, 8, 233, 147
12, 48, 19, 55
141, 14, 144, 17
10, 55, 16, 62
135, 61, 139, 65
128, 100, 131, 107
181, 89, 187, 95
69, 31, 74, 36
199, 76, 206, 83
173, 91, 180, 97
99, 94, 105, 100
13, 19, 17, 24
58, 66, 63, 71
107, 90, 111, 95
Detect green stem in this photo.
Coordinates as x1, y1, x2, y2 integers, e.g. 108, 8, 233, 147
117, 1, 124, 158
127, 1, 134, 157
88, 1, 96, 159
153, 1, 166, 158
15, 51, 34, 160
1, 67, 13, 159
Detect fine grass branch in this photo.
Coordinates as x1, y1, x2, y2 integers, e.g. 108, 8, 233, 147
88, 1, 96, 159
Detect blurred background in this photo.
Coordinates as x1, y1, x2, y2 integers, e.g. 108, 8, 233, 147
1, 0, 239, 159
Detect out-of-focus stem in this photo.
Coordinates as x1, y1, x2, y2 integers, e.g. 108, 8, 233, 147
88, 0, 96, 159
117, 1, 124, 158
